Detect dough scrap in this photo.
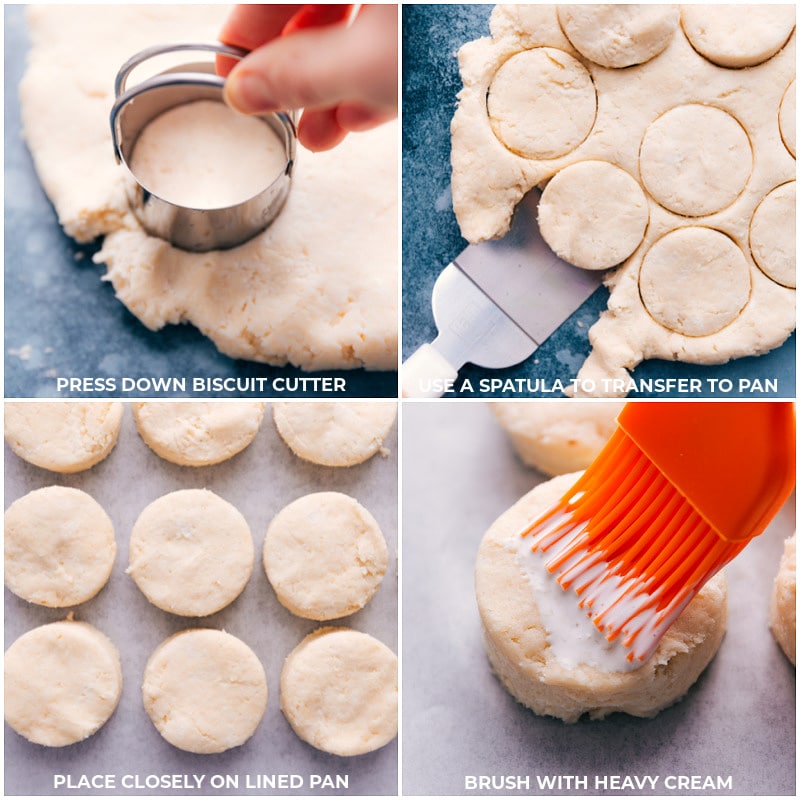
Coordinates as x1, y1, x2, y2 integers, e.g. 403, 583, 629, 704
20, 5, 397, 371
491, 401, 624, 475
280, 627, 398, 756
133, 401, 265, 466
128, 489, 254, 617
4, 401, 122, 473
5, 486, 116, 607
264, 492, 388, 620
769, 532, 796, 665
475, 473, 728, 722
5, 620, 122, 746
142, 628, 267, 754
681, 5, 796, 68
779, 79, 796, 157
273, 401, 397, 466
557, 5, 679, 68
538, 160, 648, 270
749, 182, 796, 289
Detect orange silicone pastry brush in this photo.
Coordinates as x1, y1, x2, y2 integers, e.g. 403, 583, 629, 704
520, 402, 795, 664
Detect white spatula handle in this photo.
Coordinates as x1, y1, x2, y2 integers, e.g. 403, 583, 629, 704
402, 344, 460, 398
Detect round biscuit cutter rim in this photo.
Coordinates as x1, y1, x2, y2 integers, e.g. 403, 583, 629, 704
110, 42, 297, 252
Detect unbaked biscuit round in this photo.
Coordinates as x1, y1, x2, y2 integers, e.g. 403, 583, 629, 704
639, 227, 751, 337
770, 532, 796, 665
5, 620, 122, 746
750, 182, 796, 289
142, 628, 267, 754
538, 161, 649, 270
779, 80, 796, 158
639, 104, 752, 217
491, 401, 624, 476
272, 401, 396, 467
681, 5, 796, 68
5, 486, 116, 607
280, 628, 398, 756
558, 5, 679, 68
487, 47, 596, 160
264, 492, 388, 620
133, 402, 265, 467
4, 401, 122, 473
475, 473, 728, 722
128, 489, 254, 617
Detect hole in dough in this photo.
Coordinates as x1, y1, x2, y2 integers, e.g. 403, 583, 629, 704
639, 104, 752, 217
557, 5, 679, 69
538, 160, 649, 270
487, 48, 596, 160
639, 226, 751, 337
749, 181, 796, 289
681, 6, 796, 68
779, 79, 796, 158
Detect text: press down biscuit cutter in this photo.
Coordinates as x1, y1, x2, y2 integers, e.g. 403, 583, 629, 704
110, 43, 296, 252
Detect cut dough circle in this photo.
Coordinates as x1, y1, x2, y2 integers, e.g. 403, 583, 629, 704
558, 5, 679, 68
133, 402, 265, 467
639, 104, 752, 217
280, 627, 398, 756
5, 620, 122, 746
272, 401, 397, 467
487, 47, 596, 159
4, 486, 116, 607
681, 6, 796, 68
129, 489, 254, 617
749, 182, 796, 289
538, 160, 649, 270
491, 401, 624, 476
264, 492, 388, 620
770, 532, 796, 665
142, 628, 267, 754
779, 79, 796, 158
639, 227, 751, 336
4, 401, 122, 473
475, 473, 728, 722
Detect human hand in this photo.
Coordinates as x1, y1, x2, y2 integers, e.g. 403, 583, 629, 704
219, 4, 398, 152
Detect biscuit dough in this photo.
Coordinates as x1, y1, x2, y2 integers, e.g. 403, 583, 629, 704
130, 100, 286, 209
490, 401, 623, 475
273, 401, 397, 466
264, 492, 388, 620
280, 627, 398, 756
769, 532, 796, 665
20, 6, 397, 371
4, 401, 123, 473
5, 486, 116, 607
779, 79, 796, 157
537, 161, 648, 270
142, 628, 267, 753
749, 182, 796, 289
475, 473, 728, 721
5, 620, 122, 746
133, 401, 265, 466
128, 489, 254, 616
450, 5, 796, 395
557, 5, 679, 68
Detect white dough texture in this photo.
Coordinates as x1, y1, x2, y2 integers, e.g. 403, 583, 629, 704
769, 532, 796, 665
5, 620, 122, 746
749, 182, 796, 289
450, 4, 796, 395
128, 489, 254, 617
264, 492, 388, 620
4, 401, 122, 473
20, 5, 397, 371
5, 486, 116, 607
142, 628, 267, 754
280, 627, 398, 756
779, 79, 795, 157
475, 473, 728, 722
133, 401, 265, 466
273, 401, 397, 466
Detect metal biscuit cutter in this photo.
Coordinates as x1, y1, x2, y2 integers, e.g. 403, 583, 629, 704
110, 43, 296, 252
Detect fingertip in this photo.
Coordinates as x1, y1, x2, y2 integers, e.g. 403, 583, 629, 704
297, 108, 348, 152
336, 103, 395, 132
223, 69, 279, 115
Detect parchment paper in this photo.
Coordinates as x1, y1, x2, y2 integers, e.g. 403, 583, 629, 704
4, 401, 398, 796
402, 402, 795, 796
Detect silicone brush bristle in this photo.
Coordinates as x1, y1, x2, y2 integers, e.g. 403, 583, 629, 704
520, 427, 748, 663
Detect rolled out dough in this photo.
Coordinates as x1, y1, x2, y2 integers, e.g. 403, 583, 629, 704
769, 532, 796, 665
20, 5, 397, 371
